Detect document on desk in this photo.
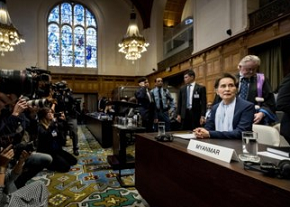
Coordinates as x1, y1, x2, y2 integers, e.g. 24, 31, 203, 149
172, 133, 196, 139
258, 151, 290, 161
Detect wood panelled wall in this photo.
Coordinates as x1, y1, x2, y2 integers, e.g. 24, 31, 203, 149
51, 74, 138, 98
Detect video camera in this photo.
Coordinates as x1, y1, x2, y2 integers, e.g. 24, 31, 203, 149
52, 81, 70, 93
52, 81, 71, 100
51, 81, 78, 117
0, 67, 51, 99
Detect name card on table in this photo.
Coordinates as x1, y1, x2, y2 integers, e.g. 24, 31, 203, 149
187, 139, 239, 163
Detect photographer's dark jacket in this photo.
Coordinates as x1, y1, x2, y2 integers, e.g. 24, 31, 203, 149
37, 121, 63, 154
55, 94, 78, 119
0, 111, 29, 148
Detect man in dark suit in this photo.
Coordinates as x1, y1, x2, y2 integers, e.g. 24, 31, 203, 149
97, 96, 107, 113
135, 77, 155, 132
276, 73, 290, 144
177, 70, 207, 130
213, 55, 276, 125
194, 73, 255, 139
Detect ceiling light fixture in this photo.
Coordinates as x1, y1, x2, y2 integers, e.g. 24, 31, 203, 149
0, 0, 25, 56
118, 8, 149, 63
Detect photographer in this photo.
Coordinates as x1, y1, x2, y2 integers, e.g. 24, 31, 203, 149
0, 144, 48, 207
53, 81, 79, 156
37, 107, 77, 172
0, 96, 52, 189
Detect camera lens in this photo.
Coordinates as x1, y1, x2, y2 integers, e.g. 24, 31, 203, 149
27, 98, 48, 108
0, 69, 34, 96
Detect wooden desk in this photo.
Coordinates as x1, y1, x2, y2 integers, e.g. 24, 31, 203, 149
85, 115, 113, 148
135, 133, 290, 207
107, 125, 145, 187
107, 125, 145, 170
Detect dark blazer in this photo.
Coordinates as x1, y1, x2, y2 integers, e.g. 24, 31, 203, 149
37, 122, 63, 154
276, 73, 290, 143
135, 86, 155, 131
205, 97, 255, 139
177, 83, 207, 118
237, 74, 276, 123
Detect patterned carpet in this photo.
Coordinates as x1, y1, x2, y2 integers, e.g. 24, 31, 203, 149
30, 125, 149, 207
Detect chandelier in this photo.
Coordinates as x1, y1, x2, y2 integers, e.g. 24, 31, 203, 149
118, 9, 149, 63
0, 0, 25, 56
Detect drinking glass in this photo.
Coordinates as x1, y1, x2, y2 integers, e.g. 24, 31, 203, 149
238, 131, 260, 163
158, 122, 166, 136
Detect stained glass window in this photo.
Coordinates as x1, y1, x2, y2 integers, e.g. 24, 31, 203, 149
48, 2, 97, 68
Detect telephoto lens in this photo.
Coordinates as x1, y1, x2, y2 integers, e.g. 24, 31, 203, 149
0, 69, 34, 96
27, 99, 49, 108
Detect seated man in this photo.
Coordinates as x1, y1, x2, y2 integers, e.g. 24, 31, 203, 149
194, 73, 255, 139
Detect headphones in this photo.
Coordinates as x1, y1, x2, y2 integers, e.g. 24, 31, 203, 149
244, 160, 290, 179
155, 134, 174, 142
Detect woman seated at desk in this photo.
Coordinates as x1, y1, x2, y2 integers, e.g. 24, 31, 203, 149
194, 73, 255, 139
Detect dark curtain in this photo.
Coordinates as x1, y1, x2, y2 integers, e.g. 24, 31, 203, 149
256, 41, 283, 92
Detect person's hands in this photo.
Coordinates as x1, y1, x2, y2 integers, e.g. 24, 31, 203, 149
0, 93, 17, 111
18, 150, 30, 163
193, 128, 210, 139
12, 96, 28, 116
200, 116, 206, 125
0, 145, 14, 168
253, 112, 264, 124
47, 96, 57, 105
176, 115, 181, 123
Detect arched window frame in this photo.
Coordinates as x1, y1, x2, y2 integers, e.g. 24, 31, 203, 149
47, 1, 98, 69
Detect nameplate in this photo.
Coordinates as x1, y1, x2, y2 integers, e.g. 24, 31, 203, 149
187, 139, 239, 163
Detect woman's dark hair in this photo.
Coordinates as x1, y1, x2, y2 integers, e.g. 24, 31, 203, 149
38, 107, 51, 120
214, 73, 238, 89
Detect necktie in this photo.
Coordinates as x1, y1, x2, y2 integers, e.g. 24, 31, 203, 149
239, 78, 249, 100
146, 89, 152, 102
158, 88, 163, 110
187, 85, 191, 108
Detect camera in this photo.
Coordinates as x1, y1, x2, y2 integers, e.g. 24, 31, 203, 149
52, 81, 80, 118
0, 67, 51, 98
52, 81, 70, 93
27, 98, 49, 108
13, 141, 35, 160
0, 135, 35, 161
